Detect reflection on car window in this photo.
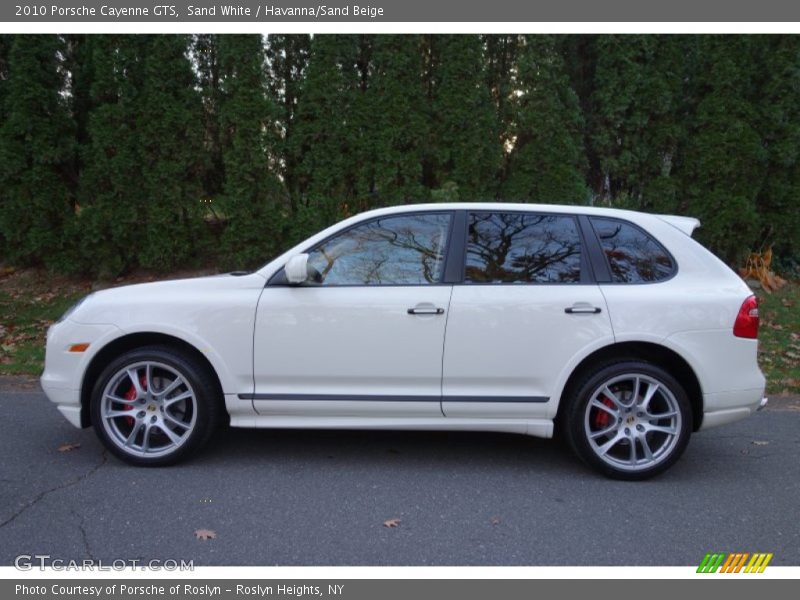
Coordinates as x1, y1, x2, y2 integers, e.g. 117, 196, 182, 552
590, 217, 674, 283
307, 213, 451, 285
465, 212, 582, 283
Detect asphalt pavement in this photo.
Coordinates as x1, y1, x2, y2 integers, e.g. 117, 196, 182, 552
1, 379, 798, 566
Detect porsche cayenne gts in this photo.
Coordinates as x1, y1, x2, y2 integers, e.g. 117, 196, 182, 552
41, 203, 767, 479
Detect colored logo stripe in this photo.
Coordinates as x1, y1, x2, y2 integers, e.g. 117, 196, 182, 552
697, 553, 726, 573
697, 552, 773, 573
745, 553, 773, 573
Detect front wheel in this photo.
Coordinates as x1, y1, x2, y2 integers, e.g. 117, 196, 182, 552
563, 361, 692, 480
90, 346, 222, 466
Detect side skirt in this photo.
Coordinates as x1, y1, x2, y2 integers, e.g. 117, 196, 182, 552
227, 415, 554, 439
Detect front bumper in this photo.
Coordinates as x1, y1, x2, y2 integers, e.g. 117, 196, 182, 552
40, 319, 122, 429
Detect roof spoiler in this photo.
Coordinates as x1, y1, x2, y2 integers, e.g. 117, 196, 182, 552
657, 214, 701, 236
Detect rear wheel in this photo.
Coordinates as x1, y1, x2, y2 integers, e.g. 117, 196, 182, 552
90, 346, 221, 466
564, 361, 692, 480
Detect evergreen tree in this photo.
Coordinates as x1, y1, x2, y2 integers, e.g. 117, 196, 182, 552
0, 34, 10, 257
0, 35, 75, 266
429, 35, 502, 200
559, 35, 602, 197
217, 34, 285, 269
483, 35, 523, 163
590, 35, 685, 210
63, 35, 93, 188
136, 35, 207, 270
753, 35, 800, 263
364, 35, 428, 205
75, 35, 148, 276
193, 34, 224, 200
501, 36, 589, 204
0, 34, 10, 128
291, 35, 363, 233
677, 36, 766, 263
265, 34, 311, 210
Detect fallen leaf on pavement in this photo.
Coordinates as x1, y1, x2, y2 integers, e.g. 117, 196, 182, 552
58, 443, 81, 453
383, 518, 401, 528
194, 529, 217, 540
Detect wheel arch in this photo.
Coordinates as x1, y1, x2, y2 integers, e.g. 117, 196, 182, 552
79, 332, 226, 428
554, 341, 704, 432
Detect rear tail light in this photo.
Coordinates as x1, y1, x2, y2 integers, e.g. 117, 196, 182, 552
733, 295, 759, 339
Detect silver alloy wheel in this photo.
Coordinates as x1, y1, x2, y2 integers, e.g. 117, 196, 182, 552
99, 360, 197, 458
583, 373, 682, 472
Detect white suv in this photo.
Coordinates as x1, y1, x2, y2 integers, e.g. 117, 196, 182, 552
41, 203, 766, 479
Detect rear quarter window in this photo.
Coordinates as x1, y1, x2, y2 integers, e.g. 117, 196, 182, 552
589, 217, 675, 283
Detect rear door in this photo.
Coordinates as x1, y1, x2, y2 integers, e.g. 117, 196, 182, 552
442, 211, 615, 418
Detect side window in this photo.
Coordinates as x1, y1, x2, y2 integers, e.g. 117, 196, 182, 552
465, 212, 582, 284
306, 213, 451, 286
590, 217, 674, 283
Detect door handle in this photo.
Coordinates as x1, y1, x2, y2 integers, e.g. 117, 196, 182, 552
408, 307, 445, 315
565, 305, 602, 314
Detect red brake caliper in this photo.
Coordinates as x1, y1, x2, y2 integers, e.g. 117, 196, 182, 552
123, 374, 148, 426
593, 396, 616, 428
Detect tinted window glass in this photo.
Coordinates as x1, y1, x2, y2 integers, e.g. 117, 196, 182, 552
590, 217, 674, 283
307, 213, 451, 285
465, 213, 582, 284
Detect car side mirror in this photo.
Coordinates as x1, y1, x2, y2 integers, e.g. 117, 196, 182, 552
285, 254, 310, 284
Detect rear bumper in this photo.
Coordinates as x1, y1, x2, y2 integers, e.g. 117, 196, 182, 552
700, 388, 767, 430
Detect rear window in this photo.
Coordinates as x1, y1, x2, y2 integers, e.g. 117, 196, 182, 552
465, 212, 582, 284
590, 217, 674, 283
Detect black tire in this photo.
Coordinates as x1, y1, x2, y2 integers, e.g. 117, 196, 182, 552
89, 345, 223, 466
562, 360, 692, 480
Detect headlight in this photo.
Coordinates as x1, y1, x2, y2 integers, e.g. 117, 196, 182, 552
56, 294, 92, 324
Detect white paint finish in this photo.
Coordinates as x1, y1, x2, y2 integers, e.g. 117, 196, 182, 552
252, 286, 452, 417
600, 278, 749, 343
224, 393, 256, 420
40, 320, 124, 410
663, 331, 765, 395
56, 405, 83, 428
248, 400, 441, 418
656, 214, 701, 236
702, 387, 765, 414
442, 284, 613, 418
66, 273, 266, 393
227, 415, 553, 438
700, 407, 756, 430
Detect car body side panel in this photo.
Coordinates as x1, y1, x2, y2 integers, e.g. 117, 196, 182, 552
252, 286, 452, 417
40, 321, 125, 426
58, 273, 266, 396
442, 284, 614, 418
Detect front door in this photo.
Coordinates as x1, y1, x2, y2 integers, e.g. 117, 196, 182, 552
252, 212, 454, 418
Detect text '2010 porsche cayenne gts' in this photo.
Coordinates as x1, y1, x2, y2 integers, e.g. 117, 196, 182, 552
41, 203, 767, 479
